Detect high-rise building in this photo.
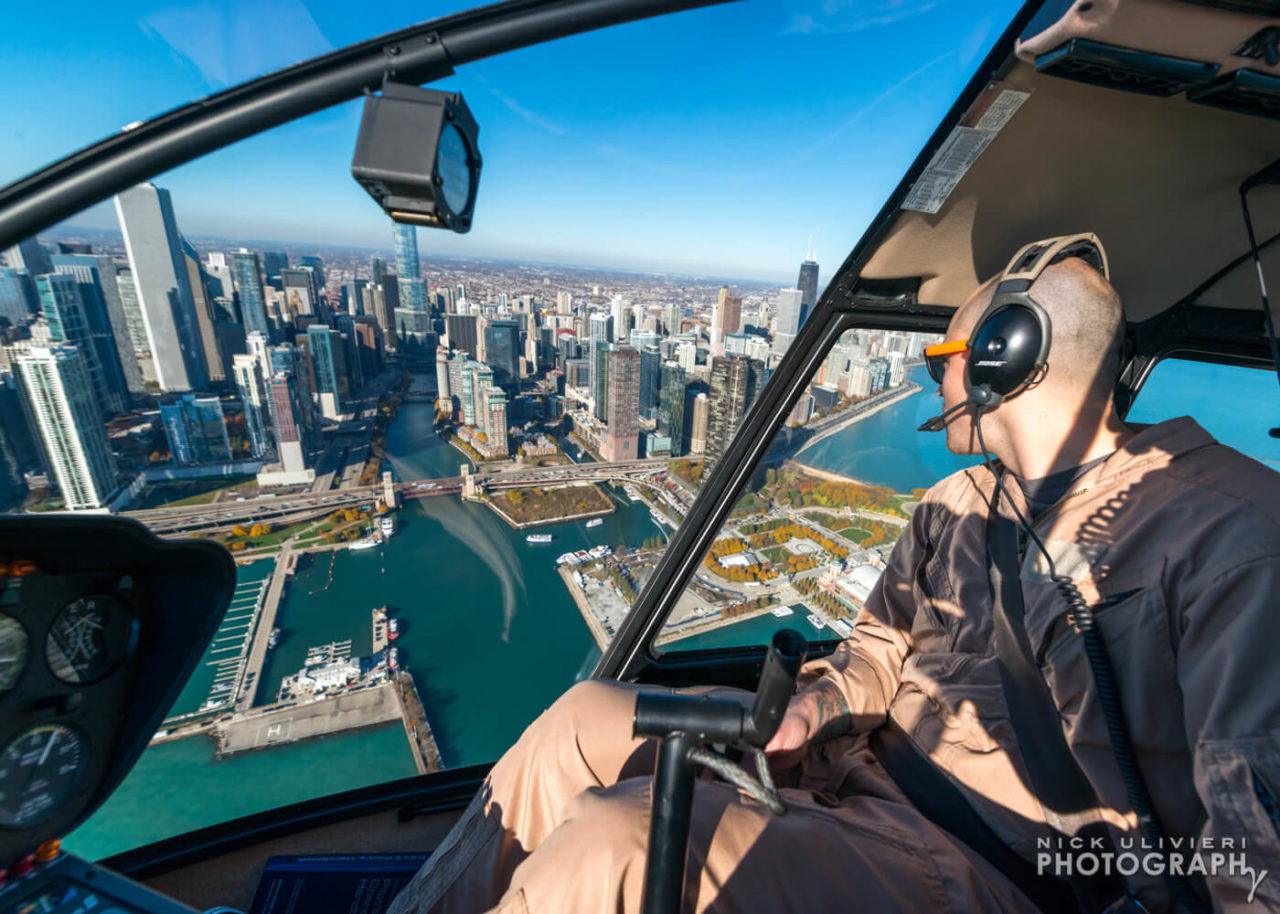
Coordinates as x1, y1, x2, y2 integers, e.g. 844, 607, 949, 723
675, 340, 697, 371
604, 346, 640, 461
54, 254, 144, 398
231, 250, 271, 337
204, 252, 233, 301
705, 355, 764, 466
180, 239, 228, 385
887, 351, 906, 387
445, 313, 480, 358
160, 394, 232, 465
265, 371, 312, 479
306, 324, 346, 419
2, 237, 52, 276
0, 268, 37, 324
639, 345, 661, 420
843, 363, 872, 399
797, 257, 819, 326
13, 346, 117, 510
484, 319, 520, 390
343, 279, 368, 317
689, 392, 709, 456
711, 286, 742, 357
556, 291, 573, 315
591, 342, 612, 422
588, 312, 611, 346
774, 287, 804, 354
114, 267, 157, 388
393, 223, 429, 317
609, 297, 630, 342
299, 255, 326, 289
0, 373, 39, 510
658, 361, 687, 457
114, 183, 207, 391
868, 357, 890, 394
281, 268, 319, 319
262, 252, 289, 288
479, 384, 509, 457
435, 345, 453, 413
35, 273, 127, 418
665, 303, 682, 336
231, 354, 270, 458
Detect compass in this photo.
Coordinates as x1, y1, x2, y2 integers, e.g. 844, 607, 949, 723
45, 595, 137, 686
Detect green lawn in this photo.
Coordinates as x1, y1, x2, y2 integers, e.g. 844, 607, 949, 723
839, 527, 871, 544
136, 475, 257, 509
760, 545, 791, 563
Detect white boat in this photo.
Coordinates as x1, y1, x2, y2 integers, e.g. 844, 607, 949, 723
526, 533, 553, 544
585, 518, 604, 529
267, 628, 281, 649
556, 552, 578, 565
348, 539, 378, 551
650, 509, 671, 528
770, 607, 794, 618
588, 545, 610, 559
574, 550, 590, 561
624, 486, 642, 502
380, 516, 395, 537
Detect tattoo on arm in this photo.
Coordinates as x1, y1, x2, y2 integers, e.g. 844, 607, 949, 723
808, 680, 853, 742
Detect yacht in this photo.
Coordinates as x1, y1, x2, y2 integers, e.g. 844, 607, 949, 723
380, 516, 395, 538
769, 607, 794, 618
526, 533, 553, 544
585, 518, 603, 529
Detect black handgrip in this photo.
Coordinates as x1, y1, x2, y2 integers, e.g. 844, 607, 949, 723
743, 629, 807, 746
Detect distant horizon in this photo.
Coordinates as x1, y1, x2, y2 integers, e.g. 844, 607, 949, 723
46, 221, 810, 291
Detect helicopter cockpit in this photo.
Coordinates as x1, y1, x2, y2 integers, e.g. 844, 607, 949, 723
1, 0, 1278, 912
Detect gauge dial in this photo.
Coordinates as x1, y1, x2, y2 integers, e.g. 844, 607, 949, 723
0, 723, 88, 828
45, 594, 136, 685
0, 615, 27, 694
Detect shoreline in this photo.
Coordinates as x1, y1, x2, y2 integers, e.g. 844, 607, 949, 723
790, 382, 921, 485
483, 485, 617, 530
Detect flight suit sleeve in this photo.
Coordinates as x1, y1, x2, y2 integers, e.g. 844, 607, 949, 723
796, 499, 926, 735
1177, 552, 1280, 912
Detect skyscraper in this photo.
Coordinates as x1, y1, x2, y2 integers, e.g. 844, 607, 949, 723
13, 346, 117, 510
0, 268, 37, 324
114, 267, 157, 388
181, 239, 228, 385
639, 345, 661, 420
604, 346, 640, 461
393, 223, 429, 315
231, 250, 270, 337
658, 361, 687, 457
262, 252, 289, 288
52, 254, 144, 398
484, 319, 520, 390
36, 273, 127, 418
711, 286, 742, 357
0, 373, 39, 510
232, 354, 270, 458
266, 371, 312, 479
689, 392, 709, 456
306, 324, 346, 419
114, 183, 207, 392
445, 314, 480, 358
705, 355, 764, 466
2, 237, 52, 276
797, 257, 819, 326
774, 287, 804, 354
281, 268, 319, 319
160, 394, 232, 465
591, 342, 612, 422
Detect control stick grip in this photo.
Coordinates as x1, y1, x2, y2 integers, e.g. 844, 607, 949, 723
744, 629, 807, 747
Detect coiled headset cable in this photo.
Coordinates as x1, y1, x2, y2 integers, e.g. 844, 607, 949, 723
972, 412, 1209, 914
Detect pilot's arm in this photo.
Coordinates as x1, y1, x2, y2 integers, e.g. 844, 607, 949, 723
776, 499, 926, 747
1178, 550, 1280, 912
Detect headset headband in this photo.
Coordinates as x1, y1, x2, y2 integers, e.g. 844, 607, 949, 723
997, 232, 1109, 289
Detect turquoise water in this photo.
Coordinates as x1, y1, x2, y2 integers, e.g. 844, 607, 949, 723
67, 723, 416, 861
666, 609, 830, 651
795, 365, 980, 491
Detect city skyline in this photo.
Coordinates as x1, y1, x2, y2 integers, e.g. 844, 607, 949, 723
2, 0, 1023, 280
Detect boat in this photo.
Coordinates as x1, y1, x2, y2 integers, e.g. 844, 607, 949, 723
588, 545, 610, 559
348, 538, 378, 551
585, 518, 603, 529
267, 628, 281, 649
650, 509, 670, 527
388, 618, 400, 641
574, 549, 590, 561
387, 647, 399, 671
624, 486, 642, 502
380, 516, 396, 538
770, 607, 794, 618
807, 613, 827, 630
526, 533, 553, 544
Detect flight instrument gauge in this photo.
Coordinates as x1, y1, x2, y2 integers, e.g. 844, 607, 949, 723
0, 615, 27, 694
0, 723, 88, 828
45, 595, 137, 685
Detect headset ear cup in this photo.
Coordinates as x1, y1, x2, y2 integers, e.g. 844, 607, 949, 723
966, 302, 1050, 397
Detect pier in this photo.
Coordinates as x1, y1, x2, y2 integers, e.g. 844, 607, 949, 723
394, 672, 443, 774
235, 546, 297, 712
215, 682, 402, 756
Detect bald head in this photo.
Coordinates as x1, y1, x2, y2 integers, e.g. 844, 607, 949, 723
954, 256, 1124, 401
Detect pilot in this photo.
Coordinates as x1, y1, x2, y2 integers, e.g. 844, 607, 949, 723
391, 245, 1280, 914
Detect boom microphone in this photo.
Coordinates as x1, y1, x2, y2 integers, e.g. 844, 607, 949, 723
917, 400, 970, 432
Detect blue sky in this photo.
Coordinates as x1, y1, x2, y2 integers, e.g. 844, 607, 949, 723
3, 0, 1023, 281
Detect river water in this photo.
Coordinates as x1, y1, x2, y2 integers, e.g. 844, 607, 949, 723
66, 358, 1278, 859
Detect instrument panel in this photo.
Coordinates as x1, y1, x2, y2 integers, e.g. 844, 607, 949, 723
0, 518, 234, 872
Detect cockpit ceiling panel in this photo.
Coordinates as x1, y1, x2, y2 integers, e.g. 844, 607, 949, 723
857, 59, 1280, 321
1017, 0, 1280, 77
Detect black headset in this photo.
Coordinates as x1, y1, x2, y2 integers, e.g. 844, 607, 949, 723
920, 233, 1109, 431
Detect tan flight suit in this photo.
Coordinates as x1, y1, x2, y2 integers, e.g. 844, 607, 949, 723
391, 417, 1280, 914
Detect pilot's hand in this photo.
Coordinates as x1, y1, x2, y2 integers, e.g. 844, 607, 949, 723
763, 701, 812, 772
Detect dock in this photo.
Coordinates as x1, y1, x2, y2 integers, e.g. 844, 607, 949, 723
372, 607, 389, 654
394, 672, 443, 773
215, 682, 402, 755
235, 546, 297, 712
559, 566, 613, 651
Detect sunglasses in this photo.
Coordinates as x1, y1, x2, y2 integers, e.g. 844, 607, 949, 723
923, 338, 969, 385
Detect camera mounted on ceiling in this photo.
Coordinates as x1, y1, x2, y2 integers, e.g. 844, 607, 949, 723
351, 81, 482, 233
